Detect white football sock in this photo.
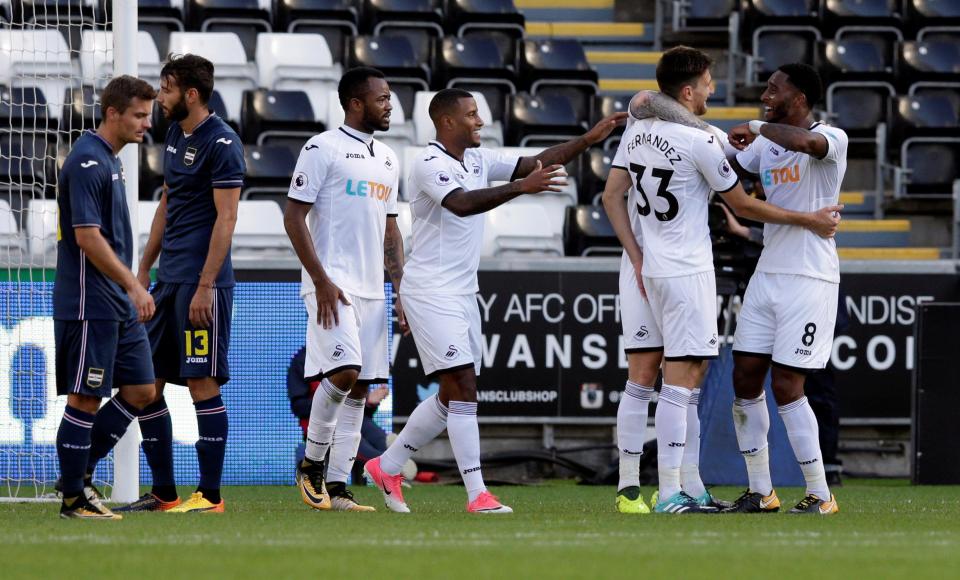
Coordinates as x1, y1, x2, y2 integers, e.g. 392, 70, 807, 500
325, 396, 365, 484
655, 384, 691, 500
304, 378, 348, 462
680, 388, 707, 498
380, 394, 447, 475
447, 401, 486, 502
617, 381, 654, 491
733, 393, 773, 496
779, 396, 830, 500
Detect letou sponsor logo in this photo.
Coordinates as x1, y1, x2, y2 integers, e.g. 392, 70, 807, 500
761, 163, 800, 186
345, 179, 391, 200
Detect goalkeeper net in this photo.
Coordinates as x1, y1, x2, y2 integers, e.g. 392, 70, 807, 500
0, 1, 118, 501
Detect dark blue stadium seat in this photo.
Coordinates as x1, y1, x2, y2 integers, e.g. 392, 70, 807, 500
447, 0, 524, 69
15, 1, 97, 53
902, 142, 959, 195
436, 36, 514, 87
60, 86, 102, 137
753, 29, 819, 80
900, 38, 960, 84
140, 144, 166, 200
580, 148, 614, 205
0, 87, 49, 131
685, 0, 737, 26
242, 145, 298, 192
744, 0, 819, 28
823, 0, 899, 19
826, 83, 892, 140
349, 35, 429, 115
906, 0, 960, 31
506, 93, 583, 147
563, 205, 620, 257
0, 133, 50, 188
362, 0, 443, 68
188, 0, 273, 60
139, 1, 185, 58
274, 0, 358, 64
892, 94, 960, 143
240, 89, 323, 147
820, 37, 894, 82
520, 39, 598, 126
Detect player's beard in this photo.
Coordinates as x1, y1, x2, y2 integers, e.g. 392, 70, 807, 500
363, 110, 389, 133
166, 98, 189, 123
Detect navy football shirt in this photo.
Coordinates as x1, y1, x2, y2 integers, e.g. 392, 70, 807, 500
159, 113, 244, 286
53, 131, 135, 321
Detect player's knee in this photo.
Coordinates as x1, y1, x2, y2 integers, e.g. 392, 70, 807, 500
330, 368, 360, 391
120, 385, 156, 410
770, 369, 805, 406
67, 393, 101, 414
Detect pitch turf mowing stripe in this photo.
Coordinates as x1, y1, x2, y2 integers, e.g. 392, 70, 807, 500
839, 247, 941, 260
839, 219, 911, 232
587, 50, 662, 64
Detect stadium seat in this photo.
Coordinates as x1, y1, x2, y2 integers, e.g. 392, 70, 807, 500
900, 141, 960, 195
0, 198, 27, 263
348, 35, 430, 116
79, 30, 162, 89
239, 190, 288, 213
274, 0, 358, 64
361, 0, 443, 70
60, 85, 102, 138
0, 86, 50, 132
506, 93, 583, 147
141, 144, 166, 200
563, 204, 620, 257
581, 148, 614, 205
819, 36, 895, 82
822, 0, 900, 33
446, 0, 525, 74
482, 200, 563, 258
241, 145, 297, 196
900, 37, 960, 85
825, 82, 894, 140
751, 28, 821, 82
26, 198, 57, 262
15, 0, 98, 54
906, 0, 960, 33
743, 0, 819, 29
138, 0, 186, 59
0, 132, 50, 191
167, 31, 258, 122
412, 90, 503, 147
240, 89, 323, 150
189, 0, 273, 60
520, 39, 598, 126
233, 200, 293, 258
0, 29, 76, 120
255, 33, 342, 121
436, 36, 515, 91
892, 94, 960, 143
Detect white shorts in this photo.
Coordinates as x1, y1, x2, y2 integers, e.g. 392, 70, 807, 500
303, 292, 389, 382
733, 272, 838, 371
643, 271, 719, 360
402, 293, 482, 376
619, 253, 664, 352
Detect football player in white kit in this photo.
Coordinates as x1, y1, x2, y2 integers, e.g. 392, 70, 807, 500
364, 88, 626, 514
284, 67, 406, 512
721, 64, 846, 515
605, 47, 842, 515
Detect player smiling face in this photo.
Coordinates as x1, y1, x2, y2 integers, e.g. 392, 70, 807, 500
761, 70, 797, 123
451, 96, 484, 148
689, 69, 713, 117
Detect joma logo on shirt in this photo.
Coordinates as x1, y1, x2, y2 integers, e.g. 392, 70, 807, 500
761, 164, 800, 186
345, 179, 392, 200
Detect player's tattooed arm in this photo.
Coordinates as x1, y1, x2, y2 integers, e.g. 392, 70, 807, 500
383, 217, 409, 334
137, 187, 168, 289
628, 90, 709, 131
512, 112, 628, 178
442, 160, 567, 217
729, 122, 829, 158
720, 184, 843, 239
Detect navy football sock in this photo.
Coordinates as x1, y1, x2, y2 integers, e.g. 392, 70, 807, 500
57, 406, 95, 498
195, 394, 228, 502
87, 396, 139, 476
139, 397, 177, 498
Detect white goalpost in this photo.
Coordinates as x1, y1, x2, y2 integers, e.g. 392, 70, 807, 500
0, 0, 141, 502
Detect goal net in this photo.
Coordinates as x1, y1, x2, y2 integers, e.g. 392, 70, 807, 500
0, 1, 130, 501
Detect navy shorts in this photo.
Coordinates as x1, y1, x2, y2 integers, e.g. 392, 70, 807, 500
146, 281, 232, 386
55, 318, 155, 398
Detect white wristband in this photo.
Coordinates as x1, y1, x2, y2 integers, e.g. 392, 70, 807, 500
748, 120, 766, 135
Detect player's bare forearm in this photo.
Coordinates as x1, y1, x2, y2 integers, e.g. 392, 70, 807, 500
383, 217, 405, 289
283, 199, 331, 285
198, 188, 240, 287
601, 168, 643, 263
138, 190, 167, 274
629, 90, 709, 130
516, 137, 589, 177
442, 182, 525, 217
75, 227, 140, 291
722, 188, 809, 227
758, 123, 828, 158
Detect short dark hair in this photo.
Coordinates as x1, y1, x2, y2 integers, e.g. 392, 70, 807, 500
428, 88, 474, 123
338, 66, 386, 109
777, 63, 823, 109
100, 75, 157, 114
656, 46, 713, 100
161, 53, 215, 104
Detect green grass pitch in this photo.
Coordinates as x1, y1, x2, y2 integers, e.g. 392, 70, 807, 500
2, 480, 958, 579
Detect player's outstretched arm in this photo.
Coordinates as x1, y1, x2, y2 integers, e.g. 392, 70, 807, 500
601, 167, 647, 298
628, 90, 709, 130
383, 216, 409, 334
720, 184, 843, 238
283, 199, 350, 329
136, 188, 168, 289
728, 121, 828, 158
442, 160, 567, 217
75, 226, 155, 322
511, 113, 628, 179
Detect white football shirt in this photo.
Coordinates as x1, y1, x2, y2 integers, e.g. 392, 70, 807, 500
400, 141, 520, 296
613, 118, 738, 278
736, 123, 847, 283
287, 125, 399, 298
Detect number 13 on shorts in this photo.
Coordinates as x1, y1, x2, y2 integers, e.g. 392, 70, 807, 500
184, 329, 209, 356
